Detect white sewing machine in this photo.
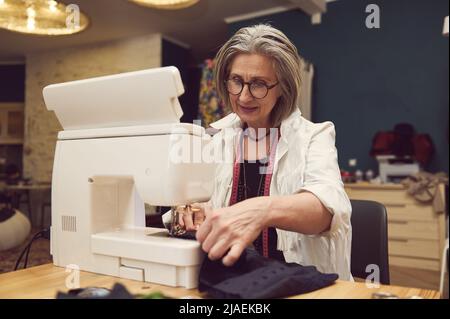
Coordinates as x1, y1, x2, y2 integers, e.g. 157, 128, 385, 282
43, 67, 216, 289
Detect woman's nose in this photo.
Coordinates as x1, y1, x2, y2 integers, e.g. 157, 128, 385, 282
238, 84, 254, 103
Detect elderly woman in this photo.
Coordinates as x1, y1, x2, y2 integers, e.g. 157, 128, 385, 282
183, 24, 352, 280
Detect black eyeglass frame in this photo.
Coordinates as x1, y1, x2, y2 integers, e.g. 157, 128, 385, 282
224, 78, 279, 99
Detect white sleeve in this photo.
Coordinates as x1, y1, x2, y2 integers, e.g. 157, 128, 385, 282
295, 121, 352, 235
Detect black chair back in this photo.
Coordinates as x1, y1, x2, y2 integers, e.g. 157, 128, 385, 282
350, 199, 390, 284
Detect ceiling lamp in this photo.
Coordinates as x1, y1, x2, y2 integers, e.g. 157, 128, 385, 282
0, 0, 89, 36
129, 0, 199, 10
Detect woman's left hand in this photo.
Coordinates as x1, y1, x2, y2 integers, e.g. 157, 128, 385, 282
195, 197, 269, 266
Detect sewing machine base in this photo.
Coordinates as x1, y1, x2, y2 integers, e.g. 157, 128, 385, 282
53, 227, 204, 289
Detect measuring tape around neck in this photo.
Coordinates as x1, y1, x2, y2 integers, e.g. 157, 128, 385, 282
229, 128, 280, 258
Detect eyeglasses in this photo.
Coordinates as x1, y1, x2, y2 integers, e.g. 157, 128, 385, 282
225, 78, 279, 99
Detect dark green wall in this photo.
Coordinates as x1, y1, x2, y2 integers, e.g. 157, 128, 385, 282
230, 0, 449, 174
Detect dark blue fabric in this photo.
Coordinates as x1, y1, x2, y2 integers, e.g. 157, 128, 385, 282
199, 248, 338, 299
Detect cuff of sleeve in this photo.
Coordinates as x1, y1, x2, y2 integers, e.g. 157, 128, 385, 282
297, 183, 350, 236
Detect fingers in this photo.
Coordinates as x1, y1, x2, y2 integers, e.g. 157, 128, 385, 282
175, 205, 205, 232
190, 203, 206, 230
195, 216, 212, 243
207, 236, 230, 261
195, 206, 245, 266
192, 208, 205, 230
200, 225, 223, 253
183, 206, 195, 231
187, 203, 207, 230
195, 205, 213, 243
222, 243, 245, 267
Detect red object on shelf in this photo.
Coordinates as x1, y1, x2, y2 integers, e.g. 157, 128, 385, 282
341, 170, 355, 183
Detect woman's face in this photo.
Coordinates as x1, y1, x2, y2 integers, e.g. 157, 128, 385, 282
227, 53, 281, 129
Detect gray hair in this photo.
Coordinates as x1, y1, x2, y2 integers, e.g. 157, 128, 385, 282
214, 24, 302, 128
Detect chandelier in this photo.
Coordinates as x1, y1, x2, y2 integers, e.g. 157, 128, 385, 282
128, 0, 199, 10
0, 0, 89, 35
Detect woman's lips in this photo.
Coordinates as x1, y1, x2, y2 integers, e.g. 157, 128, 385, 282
239, 105, 258, 114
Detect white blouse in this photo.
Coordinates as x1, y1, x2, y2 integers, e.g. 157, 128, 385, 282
208, 108, 353, 281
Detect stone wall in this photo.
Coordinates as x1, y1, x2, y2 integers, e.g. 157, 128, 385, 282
24, 34, 162, 182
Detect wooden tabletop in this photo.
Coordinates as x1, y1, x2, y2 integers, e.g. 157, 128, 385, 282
0, 264, 440, 299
